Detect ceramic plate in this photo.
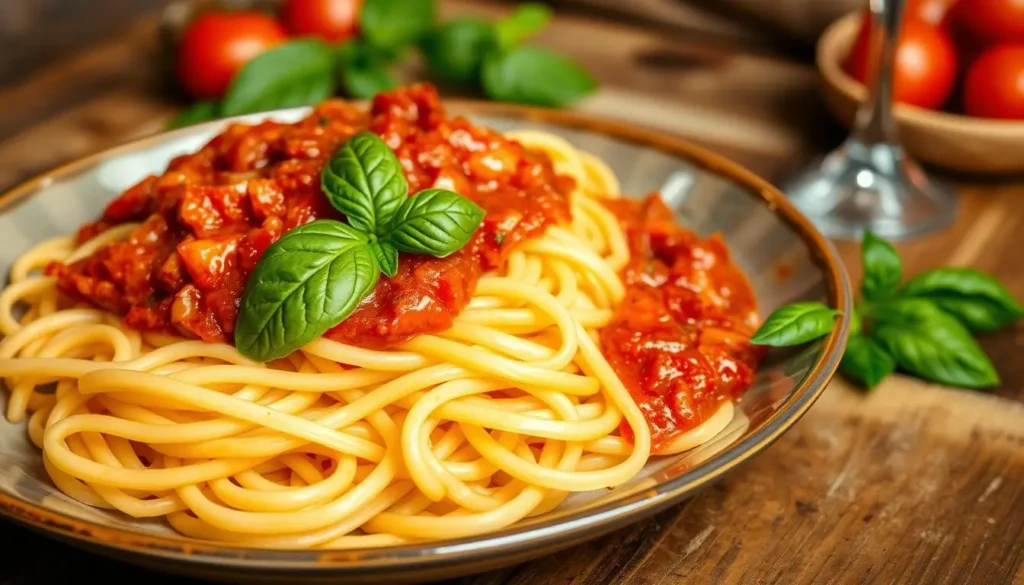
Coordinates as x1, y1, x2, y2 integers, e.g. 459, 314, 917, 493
0, 103, 851, 584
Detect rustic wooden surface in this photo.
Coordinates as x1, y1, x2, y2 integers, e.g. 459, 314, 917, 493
2, 1, 1024, 584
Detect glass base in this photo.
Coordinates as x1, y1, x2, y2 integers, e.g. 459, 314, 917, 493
778, 138, 957, 241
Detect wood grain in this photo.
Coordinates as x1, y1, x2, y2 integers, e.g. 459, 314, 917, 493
1, 1, 1024, 584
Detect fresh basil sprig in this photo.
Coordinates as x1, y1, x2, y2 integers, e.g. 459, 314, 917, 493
234, 132, 485, 361
750, 230, 1021, 391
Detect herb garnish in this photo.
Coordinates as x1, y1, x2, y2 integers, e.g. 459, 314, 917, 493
233, 131, 485, 362
750, 230, 1022, 390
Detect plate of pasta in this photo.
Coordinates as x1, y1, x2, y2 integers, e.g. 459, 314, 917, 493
0, 84, 850, 583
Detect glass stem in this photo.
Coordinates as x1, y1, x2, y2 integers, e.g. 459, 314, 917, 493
850, 0, 904, 147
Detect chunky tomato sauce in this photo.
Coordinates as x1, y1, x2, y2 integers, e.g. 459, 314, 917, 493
49, 83, 762, 448
599, 196, 764, 451
49, 84, 571, 347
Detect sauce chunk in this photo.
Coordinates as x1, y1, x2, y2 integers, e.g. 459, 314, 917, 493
600, 195, 764, 451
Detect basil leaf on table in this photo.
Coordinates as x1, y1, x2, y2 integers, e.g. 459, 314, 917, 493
482, 46, 597, 107
840, 334, 895, 390
494, 3, 552, 51
872, 298, 1000, 389
748, 301, 839, 346
860, 230, 902, 301
899, 267, 1024, 332
221, 40, 335, 117
388, 189, 486, 257
421, 18, 496, 85
167, 100, 219, 129
371, 240, 400, 278
360, 0, 436, 49
235, 221, 379, 362
321, 132, 407, 236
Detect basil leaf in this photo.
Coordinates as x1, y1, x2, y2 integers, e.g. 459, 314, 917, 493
495, 3, 552, 50
221, 40, 335, 117
482, 46, 597, 107
421, 18, 495, 85
749, 301, 839, 346
371, 240, 399, 278
361, 0, 435, 49
340, 60, 397, 99
167, 100, 219, 129
336, 40, 398, 99
388, 189, 485, 257
321, 132, 407, 236
840, 334, 894, 390
235, 220, 379, 362
861, 230, 902, 301
873, 298, 999, 389
899, 267, 1024, 332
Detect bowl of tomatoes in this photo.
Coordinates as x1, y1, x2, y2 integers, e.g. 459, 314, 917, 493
818, 0, 1024, 174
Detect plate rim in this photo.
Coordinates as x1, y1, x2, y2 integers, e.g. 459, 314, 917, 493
0, 99, 852, 574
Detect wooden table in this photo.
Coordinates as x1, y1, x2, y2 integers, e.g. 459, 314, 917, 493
2, 1, 1024, 584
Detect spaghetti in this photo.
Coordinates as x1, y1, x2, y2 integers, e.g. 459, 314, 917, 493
0, 85, 759, 548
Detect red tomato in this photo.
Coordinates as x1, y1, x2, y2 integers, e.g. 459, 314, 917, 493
907, 0, 958, 27
176, 11, 287, 99
281, 0, 362, 42
953, 0, 1024, 43
963, 43, 1024, 118
845, 13, 959, 110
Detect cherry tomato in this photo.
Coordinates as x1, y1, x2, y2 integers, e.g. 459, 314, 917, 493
845, 14, 958, 110
963, 44, 1024, 119
281, 0, 362, 42
176, 11, 287, 99
953, 0, 1024, 43
906, 0, 958, 28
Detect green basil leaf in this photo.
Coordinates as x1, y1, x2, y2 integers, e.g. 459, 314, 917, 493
873, 298, 999, 389
899, 267, 1024, 332
371, 240, 399, 278
360, 0, 435, 49
235, 220, 379, 362
481, 46, 597, 107
340, 60, 397, 99
861, 230, 902, 301
421, 18, 495, 85
749, 301, 839, 346
167, 100, 219, 129
321, 132, 407, 236
336, 39, 399, 98
388, 189, 485, 257
840, 334, 894, 390
221, 40, 335, 117
495, 3, 552, 50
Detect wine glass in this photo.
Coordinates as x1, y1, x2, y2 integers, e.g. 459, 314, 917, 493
778, 0, 956, 241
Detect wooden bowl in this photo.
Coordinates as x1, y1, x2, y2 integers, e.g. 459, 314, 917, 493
818, 12, 1024, 175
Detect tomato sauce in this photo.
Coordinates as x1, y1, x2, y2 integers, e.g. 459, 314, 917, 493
49, 84, 572, 347
48, 83, 763, 449
599, 196, 764, 451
